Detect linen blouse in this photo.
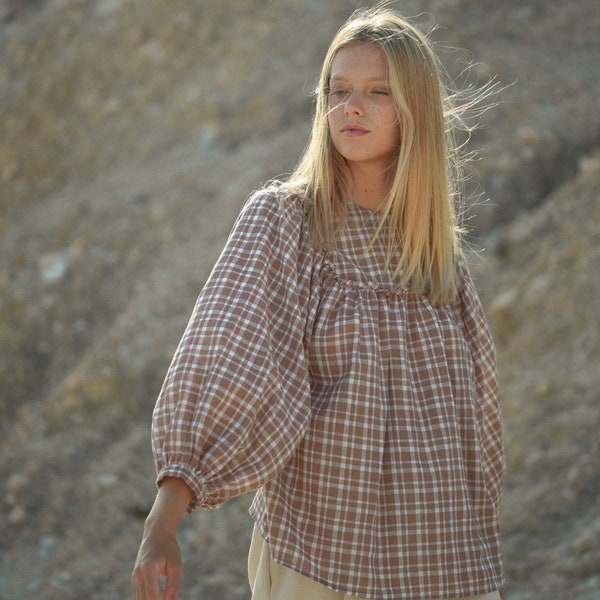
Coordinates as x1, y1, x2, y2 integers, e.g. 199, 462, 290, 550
152, 185, 505, 599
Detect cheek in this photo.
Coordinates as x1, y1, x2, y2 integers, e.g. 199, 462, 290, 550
327, 103, 342, 123
385, 109, 402, 142
381, 118, 401, 153
326, 106, 344, 137
370, 104, 399, 129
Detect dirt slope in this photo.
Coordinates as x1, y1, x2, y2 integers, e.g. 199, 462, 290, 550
1, 1, 599, 598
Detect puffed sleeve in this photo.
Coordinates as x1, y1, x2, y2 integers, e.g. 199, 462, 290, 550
455, 257, 506, 508
152, 189, 312, 511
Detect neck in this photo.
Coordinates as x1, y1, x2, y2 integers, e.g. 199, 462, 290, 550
348, 163, 392, 211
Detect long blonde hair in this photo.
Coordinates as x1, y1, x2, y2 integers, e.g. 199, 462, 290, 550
288, 6, 489, 305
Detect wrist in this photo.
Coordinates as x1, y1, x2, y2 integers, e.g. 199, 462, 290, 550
144, 476, 193, 535
143, 511, 180, 536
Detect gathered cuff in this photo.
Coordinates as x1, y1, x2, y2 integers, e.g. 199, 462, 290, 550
156, 463, 220, 513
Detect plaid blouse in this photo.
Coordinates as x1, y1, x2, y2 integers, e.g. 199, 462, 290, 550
152, 185, 505, 599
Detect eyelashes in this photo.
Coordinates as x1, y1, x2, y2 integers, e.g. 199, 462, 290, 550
327, 88, 391, 98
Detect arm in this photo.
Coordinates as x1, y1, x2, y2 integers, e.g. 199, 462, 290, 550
132, 477, 193, 600
152, 191, 311, 510
460, 262, 505, 505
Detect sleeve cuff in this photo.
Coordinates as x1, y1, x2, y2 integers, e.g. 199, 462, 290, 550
156, 463, 206, 513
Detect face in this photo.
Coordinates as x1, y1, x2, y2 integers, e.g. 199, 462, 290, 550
327, 44, 400, 175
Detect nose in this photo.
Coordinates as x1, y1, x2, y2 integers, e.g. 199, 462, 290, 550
343, 90, 365, 116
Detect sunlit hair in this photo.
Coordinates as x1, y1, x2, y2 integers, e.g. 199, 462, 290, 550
287, 5, 495, 305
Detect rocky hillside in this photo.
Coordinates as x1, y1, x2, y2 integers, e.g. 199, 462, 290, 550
1, 1, 599, 598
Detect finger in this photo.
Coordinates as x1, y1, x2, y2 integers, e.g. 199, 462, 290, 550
135, 562, 163, 600
145, 566, 164, 600
132, 566, 144, 600
162, 563, 182, 600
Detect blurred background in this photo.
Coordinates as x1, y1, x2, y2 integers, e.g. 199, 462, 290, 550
0, 1, 599, 598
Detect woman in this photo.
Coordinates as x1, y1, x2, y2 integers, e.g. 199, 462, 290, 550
132, 6, 505, 600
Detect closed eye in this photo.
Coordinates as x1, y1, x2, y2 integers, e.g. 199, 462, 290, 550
328, 89, 349, 97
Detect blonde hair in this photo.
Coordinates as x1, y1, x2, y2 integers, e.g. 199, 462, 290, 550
288, 6, 490, 305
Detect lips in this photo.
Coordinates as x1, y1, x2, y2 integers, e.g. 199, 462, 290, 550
341, 123, 370, 135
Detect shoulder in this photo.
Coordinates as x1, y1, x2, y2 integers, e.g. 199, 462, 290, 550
455, 252, 484, 302
237, 181, 308, 235
440, 252, 482, 318
450, 251, 495, 339
243, 180, 307, 216
226, 181, 310, 256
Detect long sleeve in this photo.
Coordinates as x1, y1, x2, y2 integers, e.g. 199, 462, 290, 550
455, 258, 505, 508
152, 190, 312, 511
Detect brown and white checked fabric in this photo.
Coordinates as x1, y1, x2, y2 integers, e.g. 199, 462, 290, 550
152, 186, 505, 599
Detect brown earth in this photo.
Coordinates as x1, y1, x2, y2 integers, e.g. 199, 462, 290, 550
0, 1, 599, 599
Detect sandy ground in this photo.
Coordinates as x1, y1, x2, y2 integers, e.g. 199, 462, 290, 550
1, 1, 599, 598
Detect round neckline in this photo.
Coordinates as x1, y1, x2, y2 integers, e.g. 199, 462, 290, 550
347, 199, 382, 216
347, 200, 381, 217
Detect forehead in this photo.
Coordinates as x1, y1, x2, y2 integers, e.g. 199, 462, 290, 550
329, 43, 388, 81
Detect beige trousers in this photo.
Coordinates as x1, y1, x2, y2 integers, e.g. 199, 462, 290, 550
248, 526, 501, 600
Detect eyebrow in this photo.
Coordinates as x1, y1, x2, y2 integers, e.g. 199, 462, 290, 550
329, 75, 389, 84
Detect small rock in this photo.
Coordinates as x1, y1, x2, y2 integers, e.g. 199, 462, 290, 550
38, 250, 69, 284
6, 473, 28, 494
7, 505, 26, 526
